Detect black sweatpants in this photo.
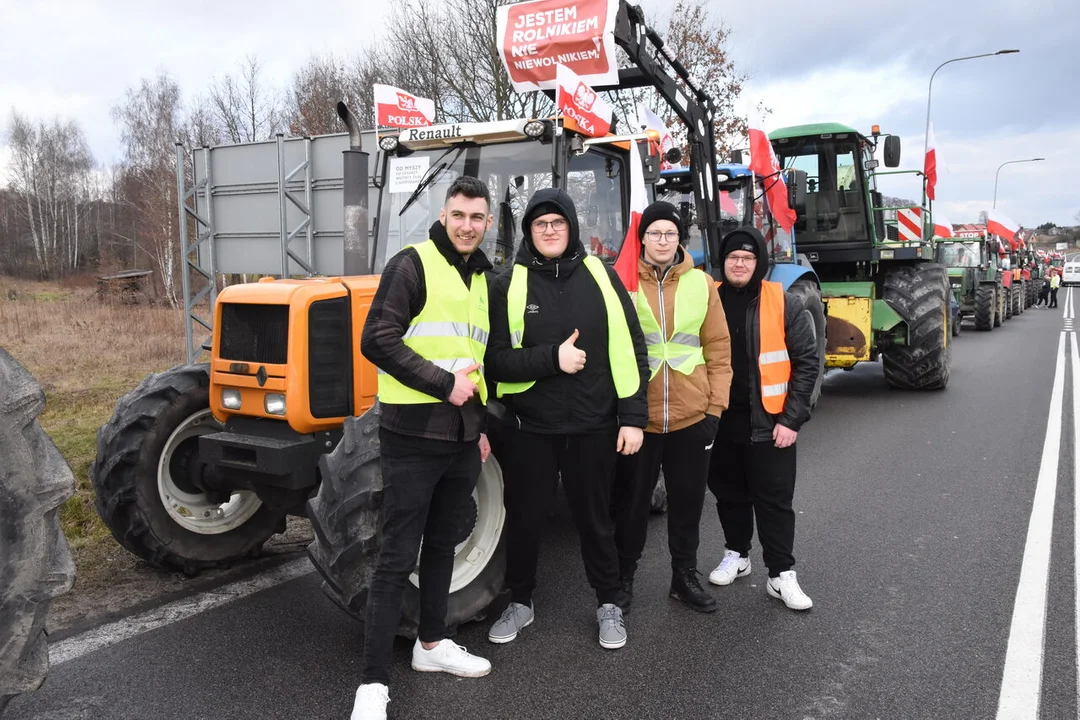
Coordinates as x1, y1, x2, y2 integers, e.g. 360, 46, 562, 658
502, 426, 625, 607
362, 429, 481, 686
1050, 287, 1059, 308
613, 417, 717, 576
706, 413, 797, 577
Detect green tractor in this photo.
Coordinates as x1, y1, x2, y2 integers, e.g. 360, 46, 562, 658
935, 233, 1005, 331
770, 123, 951, 390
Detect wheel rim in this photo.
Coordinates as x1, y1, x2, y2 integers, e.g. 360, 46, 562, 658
156, 409, 264, 534
410, 455, 505, 594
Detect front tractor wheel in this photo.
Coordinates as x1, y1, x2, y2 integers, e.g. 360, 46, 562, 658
307, 404, 506, 638
91, 364, 287, 574
974, 284, 995, 331
881, 264, 951, 391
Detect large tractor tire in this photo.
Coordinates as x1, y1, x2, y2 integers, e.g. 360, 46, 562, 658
307, 405, 506, 638
91, 364, 286, 574
786, 278, 827, 407
1012, 284, 1023, 316
974, 284, 995, 331
0, 350, 76, 714
1004, 286, 1013, 320
994, 287, 1004, 327
881, 264, 951, 391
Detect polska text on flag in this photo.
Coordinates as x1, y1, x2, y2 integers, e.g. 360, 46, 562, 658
556, 64, 612, 138
748, 129, 796, 233
374, 84, 435, 129
613, 138, 647, 296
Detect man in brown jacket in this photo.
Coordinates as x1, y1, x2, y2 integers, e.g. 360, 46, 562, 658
613, 200, 732, 613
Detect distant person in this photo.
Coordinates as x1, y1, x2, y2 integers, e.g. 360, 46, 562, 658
1037, 276, 1050, 308
353, 176, 496, 720
613, 201, 733, 614
484, 188, 649, 650
1050, 271, 1060, 308
705, 228, 821, 611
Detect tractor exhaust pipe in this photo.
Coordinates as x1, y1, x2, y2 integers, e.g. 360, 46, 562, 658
338, 101, 369, 275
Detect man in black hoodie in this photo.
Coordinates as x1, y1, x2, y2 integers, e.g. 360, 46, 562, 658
705, 228, 820, 611
485, 188, 649, 650
353, 176, 494, 719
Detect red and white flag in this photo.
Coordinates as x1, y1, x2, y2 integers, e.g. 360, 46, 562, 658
637, 102, 676, 169
748, 128, 796, 233
719, 190, 739, 217
987, 209, 1019, 247
932, 213, 953, 238
613, 139, 647, 296
556, 64, 612, 138
373, 84, 435, 129
924, 122, 938, 201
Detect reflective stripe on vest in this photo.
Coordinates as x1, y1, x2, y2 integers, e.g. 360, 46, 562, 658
498, 255, 640, 399
376, 239, 489, 405
758, 280, 790, 414
635, 268, 710, 380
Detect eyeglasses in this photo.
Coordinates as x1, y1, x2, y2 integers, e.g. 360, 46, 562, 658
532, 218, 568, 232
725, 254, 757, 266
644, 230, 680, 244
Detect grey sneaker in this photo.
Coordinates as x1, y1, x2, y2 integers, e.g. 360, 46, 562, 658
596, 603, 626, 650
488, 601, 534, 644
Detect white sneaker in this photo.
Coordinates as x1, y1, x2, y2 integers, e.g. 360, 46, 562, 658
411, 638, 492, 678
709, 549, 751, 586
766, 570, 813, 610
350, 683, 389, 720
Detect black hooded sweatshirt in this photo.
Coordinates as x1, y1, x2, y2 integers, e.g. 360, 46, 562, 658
485, 188, 649, 434
718, 229, 819, 442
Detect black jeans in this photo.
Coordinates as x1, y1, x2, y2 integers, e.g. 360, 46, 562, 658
502, 426, 626, 607
613, 417, 717, 576
707, 414, 797, 577
1050, 287, 1059, 307
361, 429, 481, 686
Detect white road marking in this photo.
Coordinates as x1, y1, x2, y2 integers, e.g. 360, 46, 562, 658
49, 557, 314, 666
996, 331, 1067, 719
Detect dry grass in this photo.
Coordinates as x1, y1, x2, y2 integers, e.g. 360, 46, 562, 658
0, 275, 187, 580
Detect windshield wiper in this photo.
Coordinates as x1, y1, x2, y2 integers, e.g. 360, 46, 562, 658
399, 146, 465, 217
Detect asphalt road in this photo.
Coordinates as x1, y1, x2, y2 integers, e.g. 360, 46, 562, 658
8, 290, 1077, 720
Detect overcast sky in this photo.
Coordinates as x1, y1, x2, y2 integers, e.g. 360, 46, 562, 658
2, 0, 1077, 226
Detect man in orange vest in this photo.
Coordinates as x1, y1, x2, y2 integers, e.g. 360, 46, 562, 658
705, 228, 820, 610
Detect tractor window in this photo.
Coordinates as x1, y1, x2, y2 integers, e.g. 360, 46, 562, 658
936, 242, 981, 268
568, 150, 626, 263
776, 138, 869, 245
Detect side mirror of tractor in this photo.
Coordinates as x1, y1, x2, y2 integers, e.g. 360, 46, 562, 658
883, 136, 901, 168
785, 168, 807, 212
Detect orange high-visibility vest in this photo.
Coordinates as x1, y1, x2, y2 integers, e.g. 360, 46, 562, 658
758, 281, 790, 414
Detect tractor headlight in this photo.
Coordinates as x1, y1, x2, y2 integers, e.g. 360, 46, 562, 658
264, 393, 287, 416
378, 136, 399, 152
524, 120, 549, 138
222, 388, 242, 410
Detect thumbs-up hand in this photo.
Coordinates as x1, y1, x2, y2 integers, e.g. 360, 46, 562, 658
558, 329, 587, 374
448, 362, 480, 406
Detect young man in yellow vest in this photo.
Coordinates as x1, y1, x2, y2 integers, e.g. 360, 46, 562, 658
612, 201, 733, 613
352, 177, 494, 719
706, 228, 820, 611
484, 188, 649, 650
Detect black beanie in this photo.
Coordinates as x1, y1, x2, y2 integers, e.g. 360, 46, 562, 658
524, 200, 568, 228
719, 228, 764, 260
638, 201, 683, 243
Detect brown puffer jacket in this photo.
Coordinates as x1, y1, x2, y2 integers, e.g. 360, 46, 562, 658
636, 249, 732, 434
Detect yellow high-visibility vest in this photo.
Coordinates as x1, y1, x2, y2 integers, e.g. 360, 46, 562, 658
636, 269, 710, 380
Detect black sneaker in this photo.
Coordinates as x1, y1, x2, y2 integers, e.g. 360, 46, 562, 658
670, 567, 718, 613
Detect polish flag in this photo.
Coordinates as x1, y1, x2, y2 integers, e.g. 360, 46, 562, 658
637, 103, 676, 169
556, 64, 612, 138
924, 122, 938, 201
987, 209, 1020, 248
748, 128, 796, 233
932, 213, 953, 238
613, 139, 647, 296
373, 84, 435, 128
719, 190, 739, 216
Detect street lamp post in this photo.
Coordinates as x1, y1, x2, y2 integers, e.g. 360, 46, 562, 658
923, 49, 1020, 165
993, 158, 1045, 208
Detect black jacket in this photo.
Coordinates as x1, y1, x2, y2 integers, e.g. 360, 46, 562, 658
360, 221, 492, 442
719, 231, 819, 442
485, 188, 649, 434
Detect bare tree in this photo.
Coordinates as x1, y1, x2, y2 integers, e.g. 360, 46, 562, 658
112, 71, 184, 305
208, 55, 281, 143
283, 53, 377, 136
5, 111, 95, 277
